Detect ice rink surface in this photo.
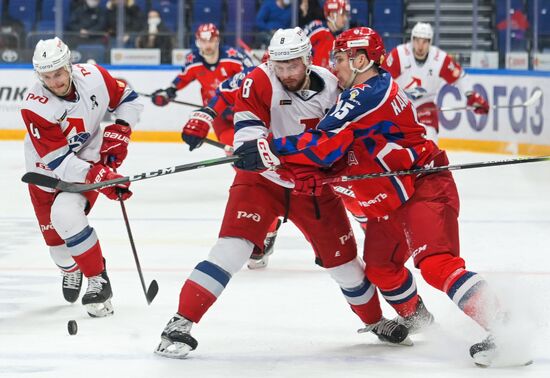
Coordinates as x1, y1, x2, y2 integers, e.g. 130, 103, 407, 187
1, 140, 549, 377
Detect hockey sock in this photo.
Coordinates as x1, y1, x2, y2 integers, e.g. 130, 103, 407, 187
178, 261, 231, 323
71, 241, 104, 277
379, 268, 419, 317
341, 278, 382, 324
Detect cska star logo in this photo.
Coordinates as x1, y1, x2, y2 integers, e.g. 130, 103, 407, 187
226, 48, 238, 57
186, 53, 195, 64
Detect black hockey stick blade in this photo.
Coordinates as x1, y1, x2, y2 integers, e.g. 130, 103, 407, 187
324, 155, 550, 184
146, 279, 159, 305
21, 155, 241, 193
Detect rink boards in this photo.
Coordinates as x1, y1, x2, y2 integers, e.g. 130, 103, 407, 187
0, 65, 549, 155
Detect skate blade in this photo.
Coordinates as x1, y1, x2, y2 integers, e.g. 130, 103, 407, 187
154, 339, 193, 359
375, 335, 414, 347
85, 299, 114, 318
247, 256, 269, 270
473, 350, 532, 368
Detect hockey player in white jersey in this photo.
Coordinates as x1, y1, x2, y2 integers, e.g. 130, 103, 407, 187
155, 27, 410, 359
382, 22, 490, 142
21, 37, 143, 317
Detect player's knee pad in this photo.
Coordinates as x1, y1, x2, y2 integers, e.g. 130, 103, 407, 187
49, 244, 76, 271
419, 253, 466, 291
365, 265, 409, 291
208, 237, 255, 275
326, 257, 365, 288
50, 192, 89, 240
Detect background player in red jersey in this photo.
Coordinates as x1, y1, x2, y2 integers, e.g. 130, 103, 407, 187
382, 22, 489, 142
154, 27, 410, 359
22, 37, 143, 317
238, 27, 530, 367
304, 0, 350, 69
151, 23, 254, 146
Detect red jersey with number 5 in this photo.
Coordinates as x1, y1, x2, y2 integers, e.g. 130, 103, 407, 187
21, 63, 142, 188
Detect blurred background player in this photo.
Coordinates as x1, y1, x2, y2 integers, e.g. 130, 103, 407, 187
304, 0, 351, 69
22, 37, 142, 317
151, 23, 253, 146
382, 22, 490, 143
154, 27, 409, 359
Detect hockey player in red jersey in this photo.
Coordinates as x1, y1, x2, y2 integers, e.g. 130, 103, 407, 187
382, 22, 489, 142
304, 0, 350, 69
237, 27, 530, 367
151, 23, 254, 146
22, 37, 143, 317
154, 27, 410, 359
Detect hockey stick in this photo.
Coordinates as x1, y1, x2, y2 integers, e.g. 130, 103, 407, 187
21, 155, 241, 193
439, 88, 542, 112
112, 163, 158, 305
204, 138, 234, 153
138, 92, 202, 108
322, 155, 550, 184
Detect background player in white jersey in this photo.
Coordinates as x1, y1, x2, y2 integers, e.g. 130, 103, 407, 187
154, 27, 409, 359
382, 22, 489, 142
21, 37, 143, 317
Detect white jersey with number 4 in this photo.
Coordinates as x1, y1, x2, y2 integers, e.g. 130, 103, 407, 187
232, 63, 340, 187
21, 63, 142, 190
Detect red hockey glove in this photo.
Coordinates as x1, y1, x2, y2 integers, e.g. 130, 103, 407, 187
466, 91, 489, 115
181, 107, 217, 151
85, 164, 132, 201
282, 164, 325, 196
233, 138, 280, 171
151, 86, 177, 106
100, 122, 132, 168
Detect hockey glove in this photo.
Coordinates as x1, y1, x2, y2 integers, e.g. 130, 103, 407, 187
466, 91, 489, 115
100, 122, 132, 168
282, 164, 325, 196
86, 164, 132, 201
181, 107, 217, 151
151, 86, 177, 106
233, 138, 280, 171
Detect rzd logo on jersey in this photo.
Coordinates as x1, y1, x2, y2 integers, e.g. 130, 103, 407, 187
236, 211, 261, 222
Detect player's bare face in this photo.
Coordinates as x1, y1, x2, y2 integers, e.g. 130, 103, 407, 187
412, 37, 430, 60
198, 38, 219, 58
332, 52, 354, 88
272, 58, 307, 91
40, 67, 71, 97
331, 12, 349, 31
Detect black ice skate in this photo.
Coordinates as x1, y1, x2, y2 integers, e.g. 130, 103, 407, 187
81, 270, 113, 317
155, 314, 198, 359
395, 296, 435, 334
247, 219, 281, 270
62, 269, 83, 303
470, 335, 533, 368
358, 317, 413, 346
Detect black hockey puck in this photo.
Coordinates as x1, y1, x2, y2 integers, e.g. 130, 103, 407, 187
67, 320, 78, 335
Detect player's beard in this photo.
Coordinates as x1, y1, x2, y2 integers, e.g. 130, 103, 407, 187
281, 75, 307, 92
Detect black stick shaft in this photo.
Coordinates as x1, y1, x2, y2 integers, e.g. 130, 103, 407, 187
138, 92, 201, 108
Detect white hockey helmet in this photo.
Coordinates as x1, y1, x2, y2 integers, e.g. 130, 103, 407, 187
268, 27, 312, 64
411, 22, 433, 41
32, 37, 72, 74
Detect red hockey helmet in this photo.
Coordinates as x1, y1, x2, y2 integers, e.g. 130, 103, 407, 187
323, 0, 351, 19
332, 27, 386, 65
195, 23, 220, 41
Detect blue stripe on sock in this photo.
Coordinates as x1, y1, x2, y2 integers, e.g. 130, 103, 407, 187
341, 279, 372, 298
65, 226, 94, 248
195, 261, 231, 288
447, 271, 476, 299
